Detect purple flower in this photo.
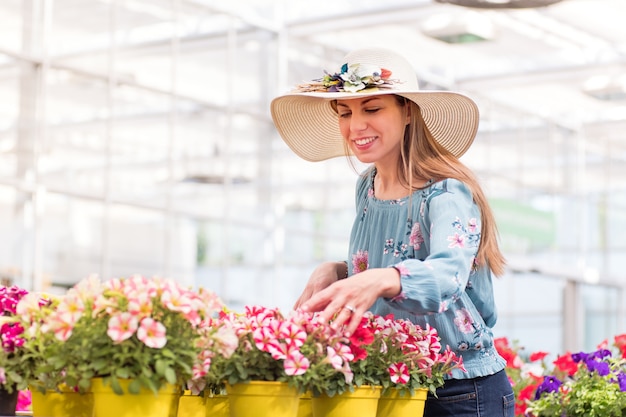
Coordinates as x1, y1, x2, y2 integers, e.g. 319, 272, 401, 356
571, 351, 589, 363
574, 348, 615, 376
586, 359, 610, 376
534, 375, 562, 400
617, 372, 626, 392
593, 349, 612, 359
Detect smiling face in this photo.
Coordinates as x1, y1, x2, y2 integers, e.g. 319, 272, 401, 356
335, 94, 409, 168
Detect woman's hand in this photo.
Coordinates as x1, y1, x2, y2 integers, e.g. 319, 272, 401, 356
293, 261, 347, 310
301, 267, 401, 336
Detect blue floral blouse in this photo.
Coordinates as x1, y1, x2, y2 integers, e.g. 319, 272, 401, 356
348, 168, 506, 379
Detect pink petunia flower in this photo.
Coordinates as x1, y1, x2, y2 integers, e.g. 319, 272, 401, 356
278, 322, 307, 349
186, 378, 206, 396
340, 360, 354, 384
327, 346, 344, 370
15, 293, 43, 321
71, 274, 102, 299
388, 362, 410, 384
334, 342, 355, 363
137, 317, 167, 348
16, 390, 31, 412
124, 275, 159, 301
55, 293, 85, 327
284, 351, 310, 376
267, 342, 289, 361
253, 327, 276, 353
48, 315, 74, 341
107, 312, 139, 343
215, 326, 239, 358
127, 293, 153, 319
161, 285, 193, 315
106, 277, 124, 291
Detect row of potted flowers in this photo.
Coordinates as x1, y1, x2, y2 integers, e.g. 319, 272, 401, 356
496, 334, 626, 417
0, 277, 465, 417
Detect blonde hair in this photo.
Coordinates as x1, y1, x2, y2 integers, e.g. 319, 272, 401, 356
335, 96, 505, 276
398, 99, 506, 276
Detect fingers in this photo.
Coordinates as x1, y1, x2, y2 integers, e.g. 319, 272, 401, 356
300, 274, 375, 336
293, 289, 311, 310
334, 304, 362, 337
309, 294, 362, 336
294, 262, 342, 311
303, 284, 343, 319
346, 309, 364, 336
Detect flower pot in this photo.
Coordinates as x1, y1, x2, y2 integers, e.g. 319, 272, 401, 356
297, 391, 312, 417
311, 385, 381, 417
177, 390, 205, 417
30, 385, 93, 417
376, 388, 427, 417
206, 394, 229, 417
176, 390, 228, 417
0, 386, 18, 416
90, 378, 181, 417
226, 381, 299, 417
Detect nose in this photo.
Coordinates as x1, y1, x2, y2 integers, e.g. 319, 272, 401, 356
349, 112, 367, 132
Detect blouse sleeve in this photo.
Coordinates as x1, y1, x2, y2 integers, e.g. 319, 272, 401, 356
383, 179, 481, 315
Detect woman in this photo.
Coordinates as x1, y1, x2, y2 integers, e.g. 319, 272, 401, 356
271, 47, 514, 417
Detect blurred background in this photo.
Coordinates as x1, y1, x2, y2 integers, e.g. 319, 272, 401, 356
0, 0, 624, 356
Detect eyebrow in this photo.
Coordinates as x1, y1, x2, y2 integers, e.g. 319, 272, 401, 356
336, 97, 384, 108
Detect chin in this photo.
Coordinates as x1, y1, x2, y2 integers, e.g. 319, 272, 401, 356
354, 153, 378, 164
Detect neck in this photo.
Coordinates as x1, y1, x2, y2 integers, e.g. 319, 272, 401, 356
373, 165, 432, 200
374, 165, 398, 187
373, 165, 408, 200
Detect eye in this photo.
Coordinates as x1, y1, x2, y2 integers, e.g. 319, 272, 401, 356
338, 112, 351, 118
365, 107, 381, 113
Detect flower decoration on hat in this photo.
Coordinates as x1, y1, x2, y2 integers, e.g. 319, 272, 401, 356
295, 63, 396, 93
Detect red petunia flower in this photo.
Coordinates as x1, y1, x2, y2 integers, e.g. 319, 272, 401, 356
553, 352, 578, 376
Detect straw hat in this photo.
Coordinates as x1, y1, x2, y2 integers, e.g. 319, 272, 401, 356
270, 47, 480, 162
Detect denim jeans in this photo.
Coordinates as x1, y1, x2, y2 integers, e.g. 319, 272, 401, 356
424, 370, 514, 417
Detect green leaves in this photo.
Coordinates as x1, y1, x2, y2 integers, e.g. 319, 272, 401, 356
563, 369, 626, 417
527, 355, 626, 417
5, 276, 234, 399
164, 367, 177, 385
115, 368, 131, 379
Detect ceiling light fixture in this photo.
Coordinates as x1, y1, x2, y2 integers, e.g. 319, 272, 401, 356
421, 12, 494, 44
181, 175, 250, 185
583, 75, 626, 102
435, 0, 564, 9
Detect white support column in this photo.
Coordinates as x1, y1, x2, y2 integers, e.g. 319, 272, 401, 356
17, 0, 49, 291
562, 279, 582, 352
218, 16, 238, 305
164, 0, 181, 280
100, 0, 118, 281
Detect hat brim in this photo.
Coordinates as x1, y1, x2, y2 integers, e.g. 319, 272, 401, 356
271, 90, 479, 162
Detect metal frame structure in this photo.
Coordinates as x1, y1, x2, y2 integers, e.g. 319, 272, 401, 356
0, 0, 624, 354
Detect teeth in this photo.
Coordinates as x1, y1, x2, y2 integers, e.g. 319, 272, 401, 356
354, 137, 376, 146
